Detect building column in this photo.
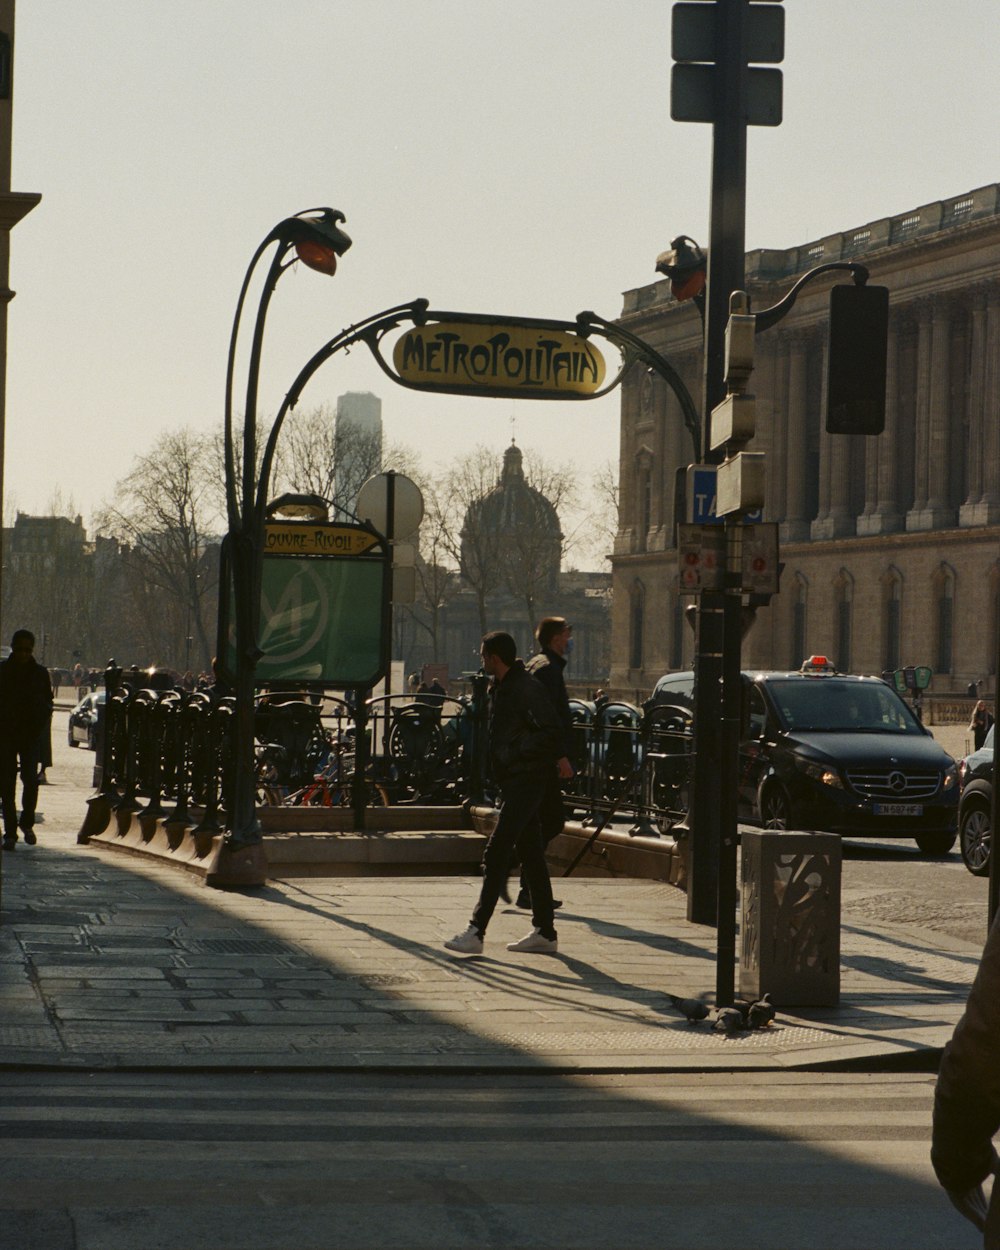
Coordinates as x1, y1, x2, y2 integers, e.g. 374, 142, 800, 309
765, 332, 790, 522
780, 331, 811, 542
906, 300, 933, 521
982, 293, 1000, 510
614, 372, 642, 555
961, 284, 1000, 525
907, 298, 955, 530
812, 337, 855, 539
858, 309, 905, 534
857, 395, 880, 528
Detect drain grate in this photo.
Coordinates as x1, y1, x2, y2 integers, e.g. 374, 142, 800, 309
351, 973, 419, 989
182, 938, 295, 955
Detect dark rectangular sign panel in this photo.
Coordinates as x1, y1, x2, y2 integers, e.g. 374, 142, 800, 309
826, 284, 889, 436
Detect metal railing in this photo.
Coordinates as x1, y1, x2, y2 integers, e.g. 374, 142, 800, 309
95, 664, 694, 835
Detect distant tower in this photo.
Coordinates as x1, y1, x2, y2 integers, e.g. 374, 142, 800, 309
333, 392, 383, 519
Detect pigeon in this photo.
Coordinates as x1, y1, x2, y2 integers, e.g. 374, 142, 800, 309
712, 1006, 746, 1037
732, 998, 754, 1025
667, 994, 710, 1024
748, 993, 776, 1029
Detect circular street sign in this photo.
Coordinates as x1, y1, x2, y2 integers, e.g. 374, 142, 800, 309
356, 473, 424, 540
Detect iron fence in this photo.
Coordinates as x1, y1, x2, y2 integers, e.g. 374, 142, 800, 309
96, 665, 693, 834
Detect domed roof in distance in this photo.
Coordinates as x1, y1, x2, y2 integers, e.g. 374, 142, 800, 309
463, 442, 563, 540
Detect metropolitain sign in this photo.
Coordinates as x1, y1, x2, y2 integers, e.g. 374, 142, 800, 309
392, 320, 607, 399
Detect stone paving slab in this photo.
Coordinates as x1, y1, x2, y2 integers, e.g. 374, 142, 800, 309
0, 811, 982, 1073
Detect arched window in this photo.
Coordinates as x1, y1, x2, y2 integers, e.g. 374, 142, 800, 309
634, 448, 653, 552
934, 563, 956, 675
883, 566, 903, 673
834, 570, 853, 674
790, 574, 808, 670
629, 580, 645, 670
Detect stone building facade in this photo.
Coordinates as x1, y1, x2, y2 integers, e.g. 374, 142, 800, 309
610, 183, 1000, 697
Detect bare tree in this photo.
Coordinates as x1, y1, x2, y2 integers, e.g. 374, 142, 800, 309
439, 447, 504, 635
579, 458, 621, 570
96, 428, 221, 672
256, 404, 417, 519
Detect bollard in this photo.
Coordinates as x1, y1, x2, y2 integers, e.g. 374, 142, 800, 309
740, 830, 841, 1006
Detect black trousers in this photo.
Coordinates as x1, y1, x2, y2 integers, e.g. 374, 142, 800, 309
518, 769, 565, 895
0, 738, 40, 835
473, 772, 555, 938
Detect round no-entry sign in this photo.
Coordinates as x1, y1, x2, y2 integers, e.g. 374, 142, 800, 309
356, 472, 424, 540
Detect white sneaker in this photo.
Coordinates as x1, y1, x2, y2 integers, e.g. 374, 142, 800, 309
506, 928, 558, 954
444, 925, 483, 955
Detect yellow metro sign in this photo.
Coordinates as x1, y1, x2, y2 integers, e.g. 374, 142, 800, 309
264, 522, 382, 556
393, 319, 607, 399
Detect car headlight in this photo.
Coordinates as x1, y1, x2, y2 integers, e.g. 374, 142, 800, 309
794, 757, 844, 788
942, 764, 958, 792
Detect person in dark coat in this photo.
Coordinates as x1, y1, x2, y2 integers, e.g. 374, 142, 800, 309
35, 671, 54, 784
0, 630, 55, 849
513, 616, 575, 910
444, 631, 562, 956
932, 913, 1000, 1245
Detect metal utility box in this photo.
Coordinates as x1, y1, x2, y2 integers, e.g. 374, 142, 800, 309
740, 830, 841, 1006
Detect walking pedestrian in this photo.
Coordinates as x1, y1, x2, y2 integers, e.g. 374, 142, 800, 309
445, 630, 562, 956
0, 630, 54, 849
513, 616, 575, 911
36, 668, 54, 784
969, 699, 994, 751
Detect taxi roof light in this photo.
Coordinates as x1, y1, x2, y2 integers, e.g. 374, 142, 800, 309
801, 655, 837, 675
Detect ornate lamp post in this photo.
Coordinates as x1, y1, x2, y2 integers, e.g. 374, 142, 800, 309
221, 208, 352, 877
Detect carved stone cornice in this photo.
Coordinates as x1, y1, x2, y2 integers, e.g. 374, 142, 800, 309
774, 325, 817, 354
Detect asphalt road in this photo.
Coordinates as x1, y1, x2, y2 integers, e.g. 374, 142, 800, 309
0, 1070, 980, 1250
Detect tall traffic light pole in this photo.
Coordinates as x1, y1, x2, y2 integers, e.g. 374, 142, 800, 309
670, 0, 784, 933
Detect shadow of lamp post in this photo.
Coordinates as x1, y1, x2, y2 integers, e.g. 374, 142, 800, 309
220, 208, 352, 881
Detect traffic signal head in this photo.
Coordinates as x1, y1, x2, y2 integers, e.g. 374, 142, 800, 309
826, 283, 889, 435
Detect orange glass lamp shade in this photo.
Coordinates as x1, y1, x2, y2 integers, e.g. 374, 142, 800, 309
295, 239, 339, 276
671, 269, 706, 302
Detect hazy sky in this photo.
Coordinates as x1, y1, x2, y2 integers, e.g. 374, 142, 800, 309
6, 1, 999, 534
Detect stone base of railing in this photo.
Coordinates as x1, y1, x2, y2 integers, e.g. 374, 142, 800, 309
79, 799, 485, 886
468, 806, 683, 887
78, 795, 262, 887
79, 798, 685, 891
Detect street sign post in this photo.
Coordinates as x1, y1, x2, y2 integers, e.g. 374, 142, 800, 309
684, 464, 764, 525
677, 524, 727, 592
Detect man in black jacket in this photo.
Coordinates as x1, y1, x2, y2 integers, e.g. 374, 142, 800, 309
445, 631, 562, 955
0, 630, 54, 849
515, 616, 575, 910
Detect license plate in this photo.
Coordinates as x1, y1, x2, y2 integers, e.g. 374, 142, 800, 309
873, 803, 923, 816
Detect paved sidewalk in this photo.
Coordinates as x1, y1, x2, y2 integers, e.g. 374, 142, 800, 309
0, 811, 981, 1073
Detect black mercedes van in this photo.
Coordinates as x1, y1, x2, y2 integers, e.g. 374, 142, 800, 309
648, 657, 958, 855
